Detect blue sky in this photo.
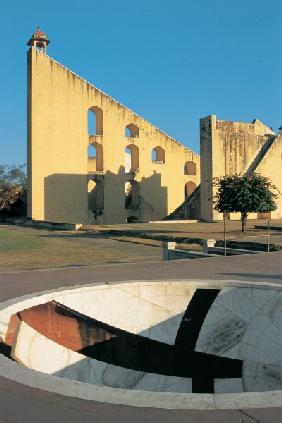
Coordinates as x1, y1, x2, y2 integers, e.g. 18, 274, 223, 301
0, 0, 281, 165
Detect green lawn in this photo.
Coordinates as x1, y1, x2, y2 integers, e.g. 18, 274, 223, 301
0, 228, 45, 251
0, 226, 162, 270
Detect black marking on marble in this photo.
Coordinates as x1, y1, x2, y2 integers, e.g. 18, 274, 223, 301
81, 333, 174, 375
174, 289, 243, 393
48, 299, 243, 390
202, 317, 248, 356
175, 289, 220, 351
55, 302, 174, 375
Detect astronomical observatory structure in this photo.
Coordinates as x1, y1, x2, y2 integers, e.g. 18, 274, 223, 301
26, 28, 282, 225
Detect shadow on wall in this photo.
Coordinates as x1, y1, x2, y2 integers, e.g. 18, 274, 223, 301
44, 174, 88, 224
138, 171, 168, 222
44, 167, 168, 224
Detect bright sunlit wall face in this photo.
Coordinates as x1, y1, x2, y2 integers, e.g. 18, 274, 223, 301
27, 49, 200, 225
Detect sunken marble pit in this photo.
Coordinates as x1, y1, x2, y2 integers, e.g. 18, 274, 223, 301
0, 280, 282, 408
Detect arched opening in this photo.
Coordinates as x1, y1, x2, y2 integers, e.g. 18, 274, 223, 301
88, 180, 96, 211
184, 161, 196, 175
88, 178, 104, 211
87, 144, 96, 158
87, 143, 103, 172
125, 181, 140, 210
152, 146, 165, 163
125, 144, 139, 173
35, 41, 46, 52
88, 106, 103, 135
185, 181, 197, 199
125, 123, 139, 138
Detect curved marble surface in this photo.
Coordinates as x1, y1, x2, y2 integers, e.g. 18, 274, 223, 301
13, 320, 193, 393
52, 281, 195, 344
1, 279, 282, 409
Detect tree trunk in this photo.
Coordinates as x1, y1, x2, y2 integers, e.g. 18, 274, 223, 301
241, 212, 248, 232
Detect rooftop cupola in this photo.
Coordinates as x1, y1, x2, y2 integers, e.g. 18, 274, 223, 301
27, 27, 50, 53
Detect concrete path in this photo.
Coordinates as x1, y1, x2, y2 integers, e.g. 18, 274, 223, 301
0, 252, 282, 422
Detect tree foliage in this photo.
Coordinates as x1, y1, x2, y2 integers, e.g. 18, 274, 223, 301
213, 174, 279, 232
0, 164, 27, 216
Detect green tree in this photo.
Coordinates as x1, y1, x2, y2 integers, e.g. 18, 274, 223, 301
213, 174, 279, 232
0, 164, 27, 216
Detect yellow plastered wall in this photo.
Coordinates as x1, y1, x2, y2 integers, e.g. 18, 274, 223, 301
27, 48, 200, 224
200, 115, 280, 221
256, 133, 282, 219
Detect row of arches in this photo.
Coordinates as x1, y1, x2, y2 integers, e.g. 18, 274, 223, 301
88, 144, 167, 173
88, 179, 197, 213
87, 180, 140, 212
125, 145, 166, 172
88, 107, 139, 138
88, 143, 196, 175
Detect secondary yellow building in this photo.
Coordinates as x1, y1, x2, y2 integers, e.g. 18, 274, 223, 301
200, 115, 282, 221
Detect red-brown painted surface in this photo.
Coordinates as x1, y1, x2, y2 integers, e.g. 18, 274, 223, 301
18, 301, 116, 351
5, 313, 21, 347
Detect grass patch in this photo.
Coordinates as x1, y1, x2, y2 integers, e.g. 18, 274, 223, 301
0, 226, 162, 270
0, 228, 45, 251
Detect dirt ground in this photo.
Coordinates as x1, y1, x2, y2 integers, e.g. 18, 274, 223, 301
83, 219, 282, 246
0, 220, 281, 271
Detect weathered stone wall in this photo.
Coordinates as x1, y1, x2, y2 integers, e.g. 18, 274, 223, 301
200, 116, 215, 222
256, 132, 282, 219
200, 115, 281, 221
27, 48, 200, 224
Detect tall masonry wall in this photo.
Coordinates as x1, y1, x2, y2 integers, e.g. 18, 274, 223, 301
200, 115, 282, 221
256, 132, 282, 220
27, 48, 200, 225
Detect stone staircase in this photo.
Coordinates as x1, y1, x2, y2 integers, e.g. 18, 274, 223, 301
164, 184, 201, 221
